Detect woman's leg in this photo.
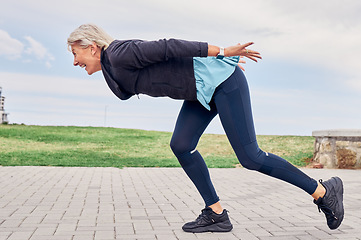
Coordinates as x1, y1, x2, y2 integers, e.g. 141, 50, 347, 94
211, 67, 343, 230
170, 100, 219, 207
172, 101, 234, 233
212, 67, 319, 194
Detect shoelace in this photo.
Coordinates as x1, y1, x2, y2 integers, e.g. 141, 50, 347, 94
317, 202, 338, 220
195, 208, 214, 223
195, 210, 207, 221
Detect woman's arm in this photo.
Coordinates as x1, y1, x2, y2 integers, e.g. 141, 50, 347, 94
110, 39, 208, 69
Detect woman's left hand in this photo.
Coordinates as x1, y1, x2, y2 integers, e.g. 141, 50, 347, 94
237, 56, 247, 71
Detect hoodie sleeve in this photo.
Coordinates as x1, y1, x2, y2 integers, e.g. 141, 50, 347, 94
109, 39, 208, 69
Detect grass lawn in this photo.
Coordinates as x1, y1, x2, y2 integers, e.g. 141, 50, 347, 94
0, 124, 314, 168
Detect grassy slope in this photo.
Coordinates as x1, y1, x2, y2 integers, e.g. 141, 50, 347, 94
0, 125, 314, 168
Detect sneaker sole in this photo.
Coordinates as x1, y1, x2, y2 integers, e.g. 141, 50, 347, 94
182, 221, 233, 233
327, 177, 344, 230
333, 177, 344, 229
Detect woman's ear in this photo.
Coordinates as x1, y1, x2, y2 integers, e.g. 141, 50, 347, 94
90, 42, 98, 56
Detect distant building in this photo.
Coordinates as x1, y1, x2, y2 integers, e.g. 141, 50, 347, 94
0, 87, 9, 124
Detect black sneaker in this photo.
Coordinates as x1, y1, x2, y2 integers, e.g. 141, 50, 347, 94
182, 207, 233, 233
314, 177, 344, 230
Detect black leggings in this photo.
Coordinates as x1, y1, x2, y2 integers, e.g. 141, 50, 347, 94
170, 67, 318, 207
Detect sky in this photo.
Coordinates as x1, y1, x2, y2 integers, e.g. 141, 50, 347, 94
0, 0, 360, 136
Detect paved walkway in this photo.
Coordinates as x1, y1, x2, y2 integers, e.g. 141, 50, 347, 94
0, 166, 360, 240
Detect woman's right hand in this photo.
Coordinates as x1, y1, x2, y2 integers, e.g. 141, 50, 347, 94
225, 42, 262, 62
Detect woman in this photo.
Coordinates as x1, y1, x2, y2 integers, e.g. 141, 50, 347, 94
67, 24, 344, 233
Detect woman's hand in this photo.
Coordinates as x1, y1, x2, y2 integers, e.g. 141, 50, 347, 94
225, 42, 262, 62
237, 56, 247, 71
208, 42, 262, 71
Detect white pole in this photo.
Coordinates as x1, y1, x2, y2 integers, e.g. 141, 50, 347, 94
104, 105, 108, 127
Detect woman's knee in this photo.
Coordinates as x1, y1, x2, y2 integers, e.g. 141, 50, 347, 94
170, 135, 194, 157
240, 157, 261, 171
237, 143, 265, 171
169, 138, 180, 155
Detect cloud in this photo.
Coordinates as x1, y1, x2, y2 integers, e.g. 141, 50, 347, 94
0, 29, 54, 67
0, 72, 108, 98
24, 36, 55, 67
345, 77, 361, 93
0, 29, 24, 59
24, 36, 47, 59
2, 0, 360, 75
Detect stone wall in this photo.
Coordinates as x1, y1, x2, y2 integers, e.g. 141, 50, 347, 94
313, 130, 361, 169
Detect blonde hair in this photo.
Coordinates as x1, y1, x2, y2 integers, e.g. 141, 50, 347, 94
67, 24, 114, 50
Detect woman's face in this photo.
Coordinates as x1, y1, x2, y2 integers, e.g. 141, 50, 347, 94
71, 43, 101, 75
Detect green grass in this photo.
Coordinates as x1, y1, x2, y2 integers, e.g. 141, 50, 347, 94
0, 124, 314, 168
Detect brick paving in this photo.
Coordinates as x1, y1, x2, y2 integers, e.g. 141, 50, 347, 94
0, 166, 360, 240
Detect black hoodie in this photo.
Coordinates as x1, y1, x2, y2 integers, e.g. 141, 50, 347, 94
101, 38, 208, 101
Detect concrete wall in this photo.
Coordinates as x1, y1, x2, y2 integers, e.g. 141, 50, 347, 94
313, 130, 361, 169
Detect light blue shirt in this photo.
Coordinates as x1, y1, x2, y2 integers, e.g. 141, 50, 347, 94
193, 56, 240, 110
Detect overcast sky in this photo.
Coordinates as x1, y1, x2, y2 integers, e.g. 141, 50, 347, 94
0, 0, 360, 135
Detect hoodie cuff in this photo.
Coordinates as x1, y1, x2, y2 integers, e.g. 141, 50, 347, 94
199, 42, 209, 57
